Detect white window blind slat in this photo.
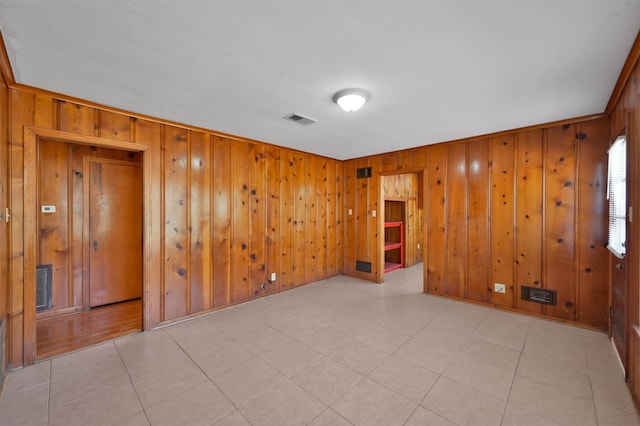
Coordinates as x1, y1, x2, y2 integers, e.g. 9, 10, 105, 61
607, 135, 626, 259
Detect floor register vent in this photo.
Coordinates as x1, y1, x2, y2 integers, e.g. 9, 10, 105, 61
36, 264, 53, 312
356, 260, 372, 273
521, 285, 556, 305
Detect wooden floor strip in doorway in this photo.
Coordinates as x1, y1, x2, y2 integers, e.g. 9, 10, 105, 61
36, 299, 142, 360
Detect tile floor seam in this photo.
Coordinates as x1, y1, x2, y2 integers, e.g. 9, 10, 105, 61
113, 340, 154, 426
167, 336, 249, 417
306, 407, 355, 426
500, 338, 525, 426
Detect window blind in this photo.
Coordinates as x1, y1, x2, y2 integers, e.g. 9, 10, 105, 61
607, 135, 626, 259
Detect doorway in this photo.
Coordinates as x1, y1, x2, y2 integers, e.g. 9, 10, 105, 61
23, 128, 150, 363
36, 142, 143, 359
381, 172, 424, 280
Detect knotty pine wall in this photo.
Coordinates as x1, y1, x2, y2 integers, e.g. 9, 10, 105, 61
609, 50, 640, 407
343, 116, 611, 330
7, 87, 343, 367
0, 67, 8, 383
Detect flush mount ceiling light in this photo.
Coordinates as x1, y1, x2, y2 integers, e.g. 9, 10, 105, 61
333, 88, 371, 112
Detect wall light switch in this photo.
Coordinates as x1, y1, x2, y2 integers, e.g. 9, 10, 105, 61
348, 208, 353, 216
271, 272, 276, 281
417, 243, 420, 249
41, 205, 56, 213
372, 210, 376, 217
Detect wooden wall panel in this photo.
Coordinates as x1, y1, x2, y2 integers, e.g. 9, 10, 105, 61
306, 156, 317, 283
98, 111, 130, 142
163, 127, 189, 320
132, 119, 162, 327
326, 162, 337, 277
38, 140, 70, 311
444, 143, 467, 298
343, 160, 356, 277
189, 132, 211, 313
335, 162, 344, 274
368, 157, 381, 281
212, 136, 232, 307
317, 158, 328, 280
544, 125, 576, 320
231, 141, 251, 302
265, 146, 280, 293
355, 158, 371, 280
249, 143, 266, 297
467, 139, 490, 303
0, 75, 7, 380
9, 89, 33, 367
576, 119, 609, 328
426, 144, 446, 295
293, 153, 307, 286
515, 130, 544, 314
490, 136, 515, 307
280, 150, 295, 290
70, 145, 90, 309
405, 198, 417, 266
57, 102, 96, 136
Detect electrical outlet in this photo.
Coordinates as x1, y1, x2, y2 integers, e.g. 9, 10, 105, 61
417, 243, 420, 249
271, 272, 276, 281
494, 283, 506, 294
372, 209, 376, 217
348, 208, 353, 216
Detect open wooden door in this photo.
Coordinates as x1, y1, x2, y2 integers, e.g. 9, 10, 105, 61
84, 158, 142, 307
612, 256, 627, 368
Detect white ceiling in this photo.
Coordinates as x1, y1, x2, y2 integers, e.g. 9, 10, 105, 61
0, 1, 639, 160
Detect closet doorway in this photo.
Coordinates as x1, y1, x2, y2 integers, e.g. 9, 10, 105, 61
381, 172, 424, 279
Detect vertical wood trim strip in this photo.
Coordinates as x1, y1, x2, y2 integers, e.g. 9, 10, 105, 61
23, 127, 37, 365
186, 130, 192, 313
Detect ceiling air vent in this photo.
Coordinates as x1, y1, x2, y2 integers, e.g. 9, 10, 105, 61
284, 113, 317, 126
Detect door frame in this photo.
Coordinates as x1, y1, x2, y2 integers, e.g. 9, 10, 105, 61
23, 126, 151, 365
378, 170, 426, 284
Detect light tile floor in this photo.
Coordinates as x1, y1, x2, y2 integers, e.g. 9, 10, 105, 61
1, 264, 639, 426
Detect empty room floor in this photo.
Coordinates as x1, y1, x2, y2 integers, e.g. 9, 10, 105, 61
1, 265, 639, 426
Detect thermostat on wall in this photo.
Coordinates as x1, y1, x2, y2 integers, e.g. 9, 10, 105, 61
41, 205, 56, 213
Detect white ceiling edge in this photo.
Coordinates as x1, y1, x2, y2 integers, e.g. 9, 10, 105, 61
0, 1, 638, 160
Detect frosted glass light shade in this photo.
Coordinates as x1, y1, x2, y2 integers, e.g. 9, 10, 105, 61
333, 88, 370, 112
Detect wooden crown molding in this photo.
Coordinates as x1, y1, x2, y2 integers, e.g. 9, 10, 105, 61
606, 30, 640, 114
0, 31, 15, 86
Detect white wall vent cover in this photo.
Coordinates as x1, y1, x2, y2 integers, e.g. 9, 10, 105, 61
283, 113, 317, 125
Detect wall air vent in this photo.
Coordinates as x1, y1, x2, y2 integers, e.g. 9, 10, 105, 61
283, 113, 317, 125
36, 264, 53, 312
357, 167, 372, 179
356, 260, 372, 273
521, 285, 556, 305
